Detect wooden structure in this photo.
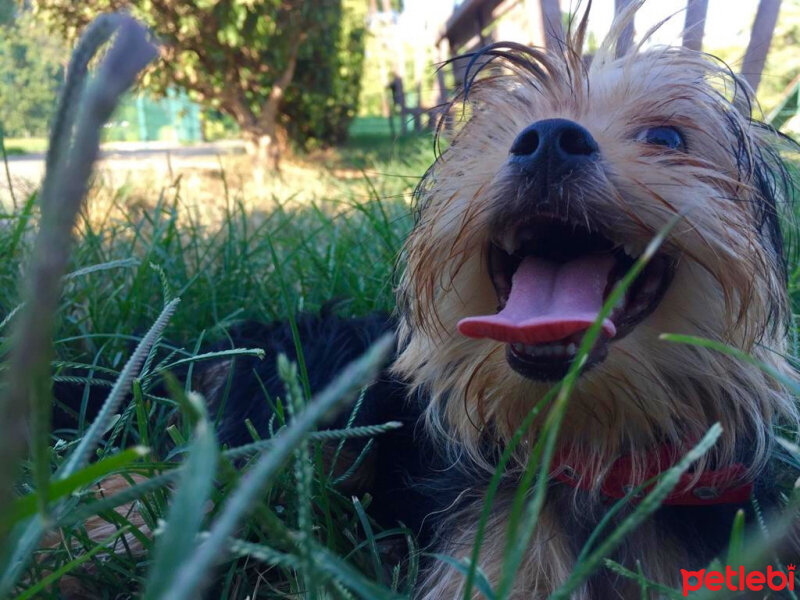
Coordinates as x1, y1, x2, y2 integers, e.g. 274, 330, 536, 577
434, 0, 784, 109
682, 0, 709, 52
434, 0, 563, 108
740, 0, 782, 93
380, 0, 785, 134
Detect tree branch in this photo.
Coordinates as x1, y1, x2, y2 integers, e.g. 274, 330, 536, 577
258, 32, 305, 131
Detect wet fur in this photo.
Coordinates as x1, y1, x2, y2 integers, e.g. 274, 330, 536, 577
54, 2, 800, 597
387, 3, 800, 596
395, 3, 798, 488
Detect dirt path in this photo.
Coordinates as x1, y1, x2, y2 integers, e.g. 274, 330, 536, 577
1, 140, 246, 205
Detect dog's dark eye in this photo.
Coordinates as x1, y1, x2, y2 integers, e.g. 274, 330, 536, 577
636, 126, 686, 151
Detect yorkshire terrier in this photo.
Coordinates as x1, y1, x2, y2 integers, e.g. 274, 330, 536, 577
57, 3, 800, 598
387, 4, 799, 596
196, 4, 800, 598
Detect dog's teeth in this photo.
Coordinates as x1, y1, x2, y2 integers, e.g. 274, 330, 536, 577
514, 342, 575, 359
614, 295, 626, 310
625, 241, 647, 257
500, 233, 517, 254
643, 281, 660, 295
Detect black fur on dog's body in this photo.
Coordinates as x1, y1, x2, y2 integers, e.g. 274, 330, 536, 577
193, 311, 469, 546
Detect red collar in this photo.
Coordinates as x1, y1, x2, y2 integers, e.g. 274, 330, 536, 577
552, 446, 753, 506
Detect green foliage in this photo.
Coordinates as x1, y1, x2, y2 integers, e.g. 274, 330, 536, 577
0, 8, 65, 137
0, 0, 16, 25
758, 2, 800, 114
708, 2, 800, 116
31, 0, 368, 153
283, 0, 367, 149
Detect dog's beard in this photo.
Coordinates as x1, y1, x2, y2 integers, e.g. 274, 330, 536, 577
393, 34, 798, 486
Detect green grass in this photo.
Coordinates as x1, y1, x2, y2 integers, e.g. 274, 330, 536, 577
1, 137, 48, 155
3, 130, 798, 599
0, 108, 432, 597
2, 17, 800, 600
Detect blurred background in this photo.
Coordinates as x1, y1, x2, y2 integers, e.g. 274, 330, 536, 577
1, 4, 797, 598
0, 0, 797, 195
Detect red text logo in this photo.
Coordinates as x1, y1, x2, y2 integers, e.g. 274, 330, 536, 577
681, 564, 795, 596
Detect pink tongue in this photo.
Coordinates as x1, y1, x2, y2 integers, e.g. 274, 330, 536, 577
458, 255, 617, 345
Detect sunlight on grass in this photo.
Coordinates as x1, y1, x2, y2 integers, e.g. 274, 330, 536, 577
2, 138, 48, 155
1, 13, 799, 600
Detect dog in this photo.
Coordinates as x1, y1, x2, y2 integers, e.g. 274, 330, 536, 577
386, 3, 800, 596
55, 3, 799, 598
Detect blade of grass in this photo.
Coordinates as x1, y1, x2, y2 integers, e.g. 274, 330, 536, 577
60, 298, 180, 477
551, 424, 722, 599
278, 353, 319, 600
157, 335, 393, 600
220, 421, 402, 462
352, 496, 385, 585
0, 14, 157, 585
493, 215, 683, 599
459, 382, 558, 600
434, 553, 497, 600
602, 559, 684, 599
55, 470, 181, 532
265, 234, 312, 400
13, 527, 131, 600
726, 508, 746, 566
144, 393, 218, 599
156, 348, 266, 372
4, 192, 35, 259
0, 125, 18, 210
659, 333, 800, 395
2, 446, 148, 529
220, 536, 401, 600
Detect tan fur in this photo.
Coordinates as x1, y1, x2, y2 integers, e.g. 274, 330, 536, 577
394, 2, 798, 596
417, 493, 687, 599
40, 474, 150, 598
395, 2, 797, 482
42, 473, 150, 553
418, 498, 579, 599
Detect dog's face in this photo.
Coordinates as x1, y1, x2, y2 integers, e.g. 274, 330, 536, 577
394, 15, 798, 470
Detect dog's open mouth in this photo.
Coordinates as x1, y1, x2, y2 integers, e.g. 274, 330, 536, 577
457, 217, 675, 380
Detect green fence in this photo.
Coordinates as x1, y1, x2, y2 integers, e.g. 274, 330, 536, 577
104, 88, 203, 143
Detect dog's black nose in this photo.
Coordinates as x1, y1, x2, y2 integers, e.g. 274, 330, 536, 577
509, 118, 598, 175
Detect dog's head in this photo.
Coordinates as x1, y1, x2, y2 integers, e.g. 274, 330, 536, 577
394, 5, 798, 475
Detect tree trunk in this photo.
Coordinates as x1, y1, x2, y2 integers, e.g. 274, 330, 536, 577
682, 0, 708, 52
741, 0, 782, 94
615, 0, 635, 57
247, 33, 302, 178
243, 126, 281, 184
525, 0, 563, 50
